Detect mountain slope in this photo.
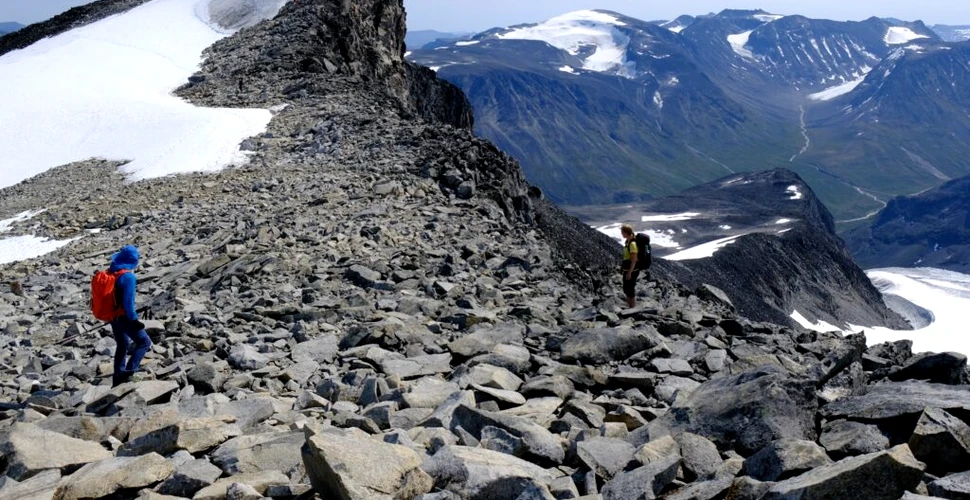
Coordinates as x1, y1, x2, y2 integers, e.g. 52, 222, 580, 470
845, 175, 970, 273
584, 169, 909, 329
932, 24, 970, 42
411, 10, 797, 205
405, 29, 469, 50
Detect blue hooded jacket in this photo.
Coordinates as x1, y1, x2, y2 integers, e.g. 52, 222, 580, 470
108, 245, 139, 321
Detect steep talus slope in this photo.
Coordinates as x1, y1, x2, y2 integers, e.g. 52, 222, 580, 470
0, 2, 964, 499
845, 175, 970, 273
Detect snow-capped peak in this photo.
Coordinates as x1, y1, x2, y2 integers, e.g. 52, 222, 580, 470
884, 26, 929, 45
497, 10, 631, 73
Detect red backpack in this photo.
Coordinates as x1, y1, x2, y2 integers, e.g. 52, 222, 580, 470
90, 269, 129, 321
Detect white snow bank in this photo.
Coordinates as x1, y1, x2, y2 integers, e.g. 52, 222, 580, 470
808, 75, 866, 101
885, 26, 929, 45
753, 14, 784, 22
594, 223, 680, 248
775, 219, 792, 225
498, 10, 629, 73
727, 30, 756, 59
790, 310, 843, 333
851, 268, 970, 355
200, 0, 287, 32
642, 212, 701, 222
664, 234, 744, 261
558, 65, 577, 74
0, 211, 78, 265
455, 40, 480, 46
0, 0, 279, 190
786, 185, 803, 200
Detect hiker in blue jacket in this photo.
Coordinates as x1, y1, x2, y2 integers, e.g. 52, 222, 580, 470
109, 244, 151, 387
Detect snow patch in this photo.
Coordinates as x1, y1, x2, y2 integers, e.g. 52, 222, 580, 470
727, 30, 756, 59
455, 40, 480, 46
753, 14, 784, 23
642, 212, 701, 222
786, 185, 803, 200
594, 223, 680, 248
0, 210, 78, 265
791, 310, 844, 333
0, 0, 280, 190
720, 225, 732, 230
776, 219, 792, 225
668, 25, 686, 34
653, 91, 663, 109
665, 234, 744, 261
885, 26, 929, 45
558, 65, 577, 74
498, 10, 630, 73
808, 75, 867, 101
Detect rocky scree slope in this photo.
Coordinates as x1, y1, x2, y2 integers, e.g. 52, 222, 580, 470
0, 1, 967, 499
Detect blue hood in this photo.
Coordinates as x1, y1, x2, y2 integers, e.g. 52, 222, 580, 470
109, 245, 139, 272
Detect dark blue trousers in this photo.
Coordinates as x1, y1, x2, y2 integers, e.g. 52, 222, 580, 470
111, 318, 151, 386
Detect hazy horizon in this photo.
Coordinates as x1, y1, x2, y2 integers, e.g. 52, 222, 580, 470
1, 1, 969, 32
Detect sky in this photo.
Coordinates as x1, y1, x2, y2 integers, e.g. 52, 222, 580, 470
3, 1, 969, 29
402, 0, 970, 32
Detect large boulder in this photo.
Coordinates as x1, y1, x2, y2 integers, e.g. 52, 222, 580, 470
301, 427, 433, 499
674, 432, 723, 481
601, 454, 680, 500
191, 470, 289, 500
421, 445, 555, 500
888, 352, 967, 385
928, 470, 970, 499
821, 381, 970, 421
448, 323, 524, 358
908, 407, 970, 475
53, 453, 175, 500
0, 422, 111, 480
118, 416, 242, 456
0, 469, 60, 500
559, 327, 662, 365
211, 431, 305, 477
818, 420, 890, 458
742, 439, 833, 481
450, 404, 565, 464
642, 366, 817, 454
576, 438, 636, 480
762, 444, 925, 500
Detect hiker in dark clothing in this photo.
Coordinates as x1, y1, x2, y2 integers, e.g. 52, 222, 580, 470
621, 224, 639, 308
108, 245, 151, 386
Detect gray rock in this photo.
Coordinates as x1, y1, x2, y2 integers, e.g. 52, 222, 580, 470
742, 439, 833, 481
187, 362, 227, 394
548, 476, 580, 499
663, 477, 735, 500
821, 381, 970, 421
650, 358, 694, 376
451, 404, 566, 464
118, 416, 242, 456
928, 470, 970, 499
576, 437, 636, 479
908, 407, 970, 475
0, 469, 60, 500
469, 344, 532, 374
471, 383, 527, 406
421, 445, 555, 499
0, 422, 111, 480
481, 426, 524, 455
381, 353, 453, 379
192, 470, 289, 500
421, 390, 476, 429
674, 432, 723, 481
292, 336, 339, 365
521, 375, 575, 399
559, 327, 662, 365
280, 360, 320, 386
301, 427, 433, 499
53, 453, 175, 500
449, 323, 524, 358
763, 444, 925, 500
211, 431, 304, 478
157, 458, 224, 497
889, 352, 967, 385
634, 435, 681, 466
705, 350, 728, 373
464, 364, 524, 391
644, 366, 817, 454
228, 344, 269, 370
402, 378, 461, 409
226, 482, 264, 500
819, 420, 890, 458
601, 454, 680, 500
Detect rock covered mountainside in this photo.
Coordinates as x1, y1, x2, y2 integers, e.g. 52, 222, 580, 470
1, 1, 970, 499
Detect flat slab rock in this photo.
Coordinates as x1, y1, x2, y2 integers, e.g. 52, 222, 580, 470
821, 381, 970, 421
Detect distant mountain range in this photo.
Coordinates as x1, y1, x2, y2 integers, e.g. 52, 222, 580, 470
405, 30, 471, 50
0, 22, 23, 35
931, 24, 970, 41
408, 9, 970, 224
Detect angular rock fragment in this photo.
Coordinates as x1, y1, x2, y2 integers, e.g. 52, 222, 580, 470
0, 422, 111, 480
